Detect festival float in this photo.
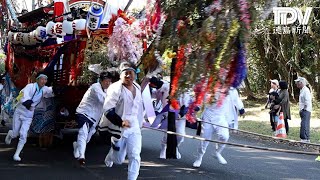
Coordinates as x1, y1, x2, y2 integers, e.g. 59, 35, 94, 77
2, 0, 145, 131
1, 0, 263, 145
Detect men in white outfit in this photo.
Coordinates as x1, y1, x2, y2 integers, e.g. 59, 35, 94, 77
226, 87, 245, 129
158, 91, 193, 159
103, 62, 144, 180
5, 73, 54, 161
193, 87, 244, 167
73, 72, 114, 165
149, 76, 170, 114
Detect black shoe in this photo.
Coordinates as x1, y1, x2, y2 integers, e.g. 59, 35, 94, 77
78, 158, 85, 166
1, 120, 5, 126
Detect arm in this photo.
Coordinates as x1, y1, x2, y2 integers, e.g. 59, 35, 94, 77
276, 106, 281, 116
278, 91, 288, 106
92, 85, 106, 104
20, 84, 33, 103
304, 90, 312, 110
103, 83, 126, 127
42, 86, 54, 98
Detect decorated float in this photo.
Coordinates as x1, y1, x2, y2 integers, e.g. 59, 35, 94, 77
2, 0, 143, 131
1, 0, 267, 148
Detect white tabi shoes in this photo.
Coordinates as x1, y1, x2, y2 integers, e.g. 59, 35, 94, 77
216, 152, 227, 164
104, 153, 113, 167
5, 130, 13, 145
73, 141, 80, 159
193, 155, 203, 168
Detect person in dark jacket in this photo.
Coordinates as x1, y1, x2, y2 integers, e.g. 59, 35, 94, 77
278, 80, 291, 134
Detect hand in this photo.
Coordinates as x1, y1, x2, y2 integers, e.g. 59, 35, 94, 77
194, 106, 200, 112
122, 120, 130, 128
239, 109, 245, 115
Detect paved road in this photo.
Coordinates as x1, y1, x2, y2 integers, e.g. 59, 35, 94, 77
0, 128, 319, 180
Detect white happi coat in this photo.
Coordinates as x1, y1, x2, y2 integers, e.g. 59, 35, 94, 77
11, 83, 54, 144
225, 88, 244, 129
76, 82, 106, 124
15, 83, 54, 118
99, 81, 144, 136
160, 91, 192, 147
151, 81, 170, 111
102, 80, 144, 180
74, 82, 107, 159
197, 96, 229, 157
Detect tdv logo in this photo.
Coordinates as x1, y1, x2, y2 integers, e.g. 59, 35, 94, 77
273, 7, 312, 25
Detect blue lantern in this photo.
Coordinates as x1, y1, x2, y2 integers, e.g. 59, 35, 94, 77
86, 5, 104, 31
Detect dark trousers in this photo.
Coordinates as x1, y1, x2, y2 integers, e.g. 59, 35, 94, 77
284, 117, 289, 134
270, 114, 276, 131
299, 110, 311, 140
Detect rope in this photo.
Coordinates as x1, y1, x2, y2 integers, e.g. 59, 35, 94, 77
142, 126, 320, 156
197, 118, 320, 147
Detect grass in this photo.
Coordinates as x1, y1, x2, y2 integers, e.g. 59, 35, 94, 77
239, 98, 320, 143
238, 120, 320, 143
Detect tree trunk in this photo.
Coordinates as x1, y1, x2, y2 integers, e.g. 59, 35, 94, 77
243, 77, 257, 100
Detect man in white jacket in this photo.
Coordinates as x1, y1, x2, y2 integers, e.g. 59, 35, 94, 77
156, 91, 193, 159
193, 88, 245, 168
226, 87, 245, 129
102, 62, 144, 180
73, 72, 114, 165
5, 73, 54, 161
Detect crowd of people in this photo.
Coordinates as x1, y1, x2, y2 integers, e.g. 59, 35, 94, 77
265, 78, 312, 143
2, 60, 319, 179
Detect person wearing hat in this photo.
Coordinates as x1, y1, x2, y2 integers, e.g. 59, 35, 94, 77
73, 72, 114, 165
102, 62, 144, 180
149, 76, 170, 114
5, 73, 54, 161
193, 89, 232, 167
278, 80, 291, 134
265, 79, 280, 132
294, 77, 312, 143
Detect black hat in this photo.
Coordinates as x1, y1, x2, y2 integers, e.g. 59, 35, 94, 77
99, 72, 113, 81
279, 80, 288, 89
149, 76, 163, 89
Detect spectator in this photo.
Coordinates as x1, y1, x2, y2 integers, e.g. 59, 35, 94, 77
294, 77, 312, 143
278, 80, 291, 134
269, 91, 281, 134
265, 79, 279, 132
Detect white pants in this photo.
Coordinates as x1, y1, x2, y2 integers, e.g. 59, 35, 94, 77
106, 132, 142, 180
9, 111, 33, 145
76, 122, 97, 159
161, 119, 186, 147
197, 115, 229, 156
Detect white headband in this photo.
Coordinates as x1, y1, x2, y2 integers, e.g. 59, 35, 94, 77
36, 74, 48, 79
